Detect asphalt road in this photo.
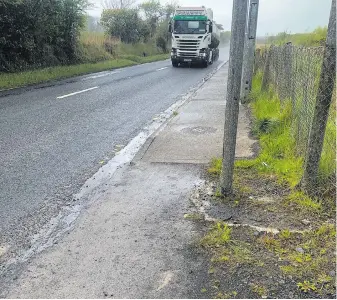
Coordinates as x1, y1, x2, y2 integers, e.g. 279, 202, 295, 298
0, 47, 229, 262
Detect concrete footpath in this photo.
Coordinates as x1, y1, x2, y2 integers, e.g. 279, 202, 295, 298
5, 64, 254, 298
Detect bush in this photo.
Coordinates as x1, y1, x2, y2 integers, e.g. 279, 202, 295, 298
0, 0, 88, 72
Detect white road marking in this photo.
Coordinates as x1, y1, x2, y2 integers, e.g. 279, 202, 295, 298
82, 71, 120, 80
57, 86, 99, 99
156, 67, 168, 71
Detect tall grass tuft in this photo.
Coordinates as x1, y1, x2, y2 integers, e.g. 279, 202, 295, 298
247, 70, 335, 188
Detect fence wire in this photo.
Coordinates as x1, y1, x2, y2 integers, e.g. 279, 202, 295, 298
254, 44, 336, 183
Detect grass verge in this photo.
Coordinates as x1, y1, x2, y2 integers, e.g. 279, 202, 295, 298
209, 71, 335, 191
200, 220, 336, 298
0, 54, 169, 90
194, 68, 336, 298
197, 160, 336, 298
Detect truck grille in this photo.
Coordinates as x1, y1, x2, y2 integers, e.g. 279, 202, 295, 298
177, 51, 197, 58
176, 38, 201, 58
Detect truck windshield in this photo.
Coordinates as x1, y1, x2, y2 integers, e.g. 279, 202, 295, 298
174, 20, 207, 34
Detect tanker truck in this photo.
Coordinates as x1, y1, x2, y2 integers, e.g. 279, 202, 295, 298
168, 6, 220, 67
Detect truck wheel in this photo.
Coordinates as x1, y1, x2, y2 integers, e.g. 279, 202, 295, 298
202, 60, 208, 68
172, 61, 179, 67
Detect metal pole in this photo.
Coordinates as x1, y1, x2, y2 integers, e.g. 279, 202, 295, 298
240, 0, 251, 100
220, 0, 249, 196
301, 0, 336, 194
241, 0, 259, 103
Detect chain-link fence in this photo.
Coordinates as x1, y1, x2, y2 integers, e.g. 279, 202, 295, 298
254, 44, 336, 184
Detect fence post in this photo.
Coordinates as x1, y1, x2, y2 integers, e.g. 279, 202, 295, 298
254, 48, 261, 75
261, 45, 273, 91
220, 0, 248, 196
284, 42, 294, 105
241, 0, 259, 104
301, 0, 336, 193
240, 0, 250, 101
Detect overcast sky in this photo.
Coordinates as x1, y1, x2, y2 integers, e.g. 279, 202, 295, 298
87, 0, 331, 35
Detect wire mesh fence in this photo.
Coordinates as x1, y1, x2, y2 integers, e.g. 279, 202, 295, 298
254, 44, 336, 185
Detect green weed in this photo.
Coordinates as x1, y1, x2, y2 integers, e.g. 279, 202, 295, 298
249, 86, 303, 186
215, 188, 222, 198
210, 240, 255, 268
258, 233, 280, 251
319, 104, 336, 182
279, 229, 292, 240
234, 159, 256, 169
248, 54, 335, 188
201, 223, 232, 247
208, 158, 222, 176
231, 242, 253, 264
215, 291, 238, 299
297, 281, 317, 293
250, 283, 268, 298
286, 191, 322, 213
265, 224, 336, 295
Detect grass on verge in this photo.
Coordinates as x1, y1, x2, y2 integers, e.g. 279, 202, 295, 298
207, 74, 334, 215
200, 64, 336, 298
0, 54, 169, 90
200, 221, 336, 298
209, 70, 335, 191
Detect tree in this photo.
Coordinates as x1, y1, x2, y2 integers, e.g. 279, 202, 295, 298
163, 1, 178, 20
101, 8, 146, 43
102, 0, 136, 9
100, 0, 177, 48
155, 19, 170, 52
139, 0, 163, 20
139, 0, 164, 37
152, 1, 178, 52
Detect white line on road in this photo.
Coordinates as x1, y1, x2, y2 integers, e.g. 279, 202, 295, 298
82, 71, 120, 80
57, 86, 99, 99
156, 67, 168, 71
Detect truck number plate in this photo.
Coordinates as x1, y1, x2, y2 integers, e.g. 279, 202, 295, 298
184, 59, 192, 62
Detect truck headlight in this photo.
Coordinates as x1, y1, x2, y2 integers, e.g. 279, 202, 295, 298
199, 49, 207, 57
